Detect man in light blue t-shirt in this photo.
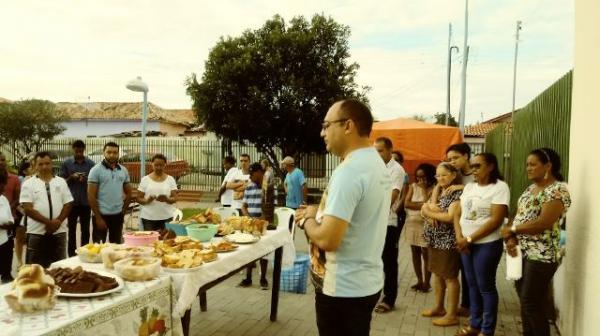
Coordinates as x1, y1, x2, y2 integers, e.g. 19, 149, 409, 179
295, 99, 391, 336
281, 156, 307, 209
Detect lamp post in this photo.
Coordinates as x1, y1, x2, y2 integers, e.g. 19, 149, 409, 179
126, 76, 149, 179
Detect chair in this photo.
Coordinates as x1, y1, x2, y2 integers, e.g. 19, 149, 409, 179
275, 207, 296, 237
211, 207, 239, 220
172, 208, 184, 222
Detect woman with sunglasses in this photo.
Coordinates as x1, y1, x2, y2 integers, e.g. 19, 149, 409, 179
454, 153, 509, 336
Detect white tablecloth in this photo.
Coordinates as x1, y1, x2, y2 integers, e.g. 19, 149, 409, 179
169, 224, 296, 317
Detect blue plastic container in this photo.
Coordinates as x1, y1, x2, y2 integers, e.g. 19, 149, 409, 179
165, 222, 188, 236
280, 254, 310, 294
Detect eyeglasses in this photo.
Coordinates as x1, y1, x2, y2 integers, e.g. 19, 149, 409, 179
321, 118, 349, 131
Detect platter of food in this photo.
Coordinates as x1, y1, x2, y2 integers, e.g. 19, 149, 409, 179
47, 266, 124, 298
210, 241, 239, 253
224, 231, 260, 244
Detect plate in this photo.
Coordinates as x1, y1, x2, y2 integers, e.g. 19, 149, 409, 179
224, 233, 260, 244
214, 246, 239, 253
161, 264, 203, 273
55, 269, 125, 298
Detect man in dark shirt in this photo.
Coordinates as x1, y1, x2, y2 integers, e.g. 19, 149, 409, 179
60, 140, 95, 257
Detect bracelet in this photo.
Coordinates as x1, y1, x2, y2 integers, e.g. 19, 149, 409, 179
299, 216, 315, 229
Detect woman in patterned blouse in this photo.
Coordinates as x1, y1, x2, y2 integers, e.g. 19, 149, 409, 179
420, 162, 463, 327
501, 148, 571, 336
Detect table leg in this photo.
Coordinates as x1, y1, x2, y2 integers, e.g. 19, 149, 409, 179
181, 308, 191, 336
270, 246, 283, 321
200, 291, 207, 312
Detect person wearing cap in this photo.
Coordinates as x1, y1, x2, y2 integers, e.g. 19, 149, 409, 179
238, 162, 274, 289
281, 156, 307, 210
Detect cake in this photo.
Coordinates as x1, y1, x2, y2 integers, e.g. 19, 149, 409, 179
46, 267, 119, 294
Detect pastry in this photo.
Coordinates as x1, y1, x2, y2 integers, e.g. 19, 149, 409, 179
4, 264, 57, 313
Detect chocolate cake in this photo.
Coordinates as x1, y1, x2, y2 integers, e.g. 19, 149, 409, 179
47, 267, 119, 294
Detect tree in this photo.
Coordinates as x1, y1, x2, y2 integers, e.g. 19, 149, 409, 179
434, 112, 458, 127
411, 114, 429, 122
185, 14, 369, 169
0, 99, 67, 160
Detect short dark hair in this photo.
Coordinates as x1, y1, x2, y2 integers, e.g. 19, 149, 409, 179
223, 156, 236, 165
249, 162, 264, 174
475, 153, 504, 183
18, 159, 31, 177
392, 150, 404, 164
339, 99, 374, 137
34, 151, 52, 161
151, 153, 167, 162
0, 172, 6, 187
240, 153, 250, 160
72, 140, 86, 149
103, 141, 119, 151
375, 137, 393, 150
530, 147, 564, 181
415, 163, 436, 187
446, 143, 472, 159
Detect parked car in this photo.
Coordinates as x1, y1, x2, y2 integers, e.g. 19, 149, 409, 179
118, 153, 190, 183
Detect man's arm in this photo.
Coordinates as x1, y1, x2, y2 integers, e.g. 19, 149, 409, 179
22, 202, 51, 227
87, 184, 102, 217
304, 214, 348, 252
11, 178, 20, 212
302, 184, 308, 203
122, 183, 132, 215
241, 202, 250, 217
56, 202, 73, 223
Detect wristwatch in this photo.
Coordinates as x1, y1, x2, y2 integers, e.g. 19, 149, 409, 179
466, 236, 473, 244
299, 216, 314, 230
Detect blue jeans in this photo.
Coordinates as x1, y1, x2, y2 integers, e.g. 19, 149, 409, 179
461, 239, 503, 335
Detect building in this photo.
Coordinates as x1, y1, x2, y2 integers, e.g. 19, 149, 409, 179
56, 102, 197, 137
463, 111, 515, 154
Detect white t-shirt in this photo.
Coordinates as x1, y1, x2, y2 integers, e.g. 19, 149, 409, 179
138, 175, 178, 220
20, 176, 74, 235
386, 159, 406, 226
220, 167, 240, 206
231, 169, 250, 210
459, 180, 510, 244
0, 195, 14, 245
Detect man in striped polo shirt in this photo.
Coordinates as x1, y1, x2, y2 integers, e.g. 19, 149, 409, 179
239, 162, 270, 289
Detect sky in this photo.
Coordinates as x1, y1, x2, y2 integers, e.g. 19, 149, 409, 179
0, 0, 574, 125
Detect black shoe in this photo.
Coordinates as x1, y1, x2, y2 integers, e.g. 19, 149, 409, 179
260, 279, 269, 290
238, 278, 252, 287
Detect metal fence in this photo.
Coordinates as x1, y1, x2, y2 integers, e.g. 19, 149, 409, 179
485, 70, 572, 213
2, 137, 340, 191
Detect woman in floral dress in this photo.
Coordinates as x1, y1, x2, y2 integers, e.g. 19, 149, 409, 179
501, 148, 571, 336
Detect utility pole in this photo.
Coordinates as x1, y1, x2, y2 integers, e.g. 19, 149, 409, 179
446, 23, 459, 125
507, 20, 522, 183
458, 0, 469, 132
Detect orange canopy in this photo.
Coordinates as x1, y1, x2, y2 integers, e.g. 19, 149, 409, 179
370, 118, 463, 180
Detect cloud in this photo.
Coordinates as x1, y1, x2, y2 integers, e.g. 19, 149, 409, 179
0, 0, 573, 125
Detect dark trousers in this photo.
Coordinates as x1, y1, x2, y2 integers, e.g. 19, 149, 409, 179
515, 258, 558, 336
92, 213, 124, 244
141, 218, 171, 231
0, 238, 14, 281
461, 239, 504, 334
460, 258, 471, 309
315, 291, 380, 336
381, 225, 401, 306
67, 205, 91, 257
26, 233, 67, 268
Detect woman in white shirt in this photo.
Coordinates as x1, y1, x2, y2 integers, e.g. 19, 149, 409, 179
454, 153, 509, 336
137, 154, 178, 231
0, 175, 15, 283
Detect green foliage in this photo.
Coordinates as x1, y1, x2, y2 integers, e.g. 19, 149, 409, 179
186, 14, 369, 166
0, 99, 67, 160
411, 114, 429, 122
434, 112, 458, 126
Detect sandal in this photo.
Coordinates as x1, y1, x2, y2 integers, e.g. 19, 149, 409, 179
419, 284, 432, 293
455, 326, 480, 336
410, 283, 422, 291
374, 302, 393, 314
433, 317, 459, 327
421, 309, 446, 317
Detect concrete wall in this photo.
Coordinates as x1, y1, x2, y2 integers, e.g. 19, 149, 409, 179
159, 122, 188, 136
59, 120, 161, 137
560, 1, 600, 334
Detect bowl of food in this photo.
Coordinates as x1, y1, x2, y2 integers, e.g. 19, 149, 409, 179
76, 243, 108, 263
186, 224, 218, 242
113, 257, 162, 281
123, 231, 160, 246
101, 245, 155, 269
165, 221, 193, 236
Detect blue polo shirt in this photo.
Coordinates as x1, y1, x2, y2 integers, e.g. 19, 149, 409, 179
284, 168, 306, 209
88, 160, 130, 215
60, 157, 95, 206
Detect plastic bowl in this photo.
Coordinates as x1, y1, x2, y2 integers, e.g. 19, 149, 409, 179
123, 231, 160, 247
113, 257, 162, 281
166, 222, 189, 236
186, 224, 218, 242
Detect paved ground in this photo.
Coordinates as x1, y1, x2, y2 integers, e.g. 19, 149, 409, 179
10, 201, 558, 335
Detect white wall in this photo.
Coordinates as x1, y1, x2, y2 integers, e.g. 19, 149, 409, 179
561, 1, 600, 334
59, 120, 161, 138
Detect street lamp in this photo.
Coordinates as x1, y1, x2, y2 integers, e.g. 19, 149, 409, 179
126, 76, 149, 179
